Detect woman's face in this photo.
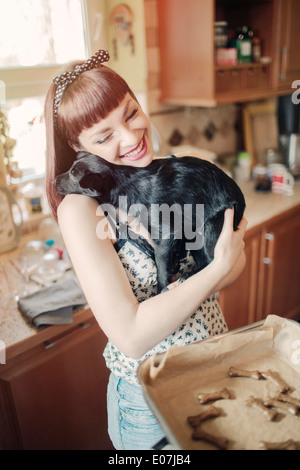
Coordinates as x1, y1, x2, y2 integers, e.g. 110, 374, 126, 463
74, 93, 154, 167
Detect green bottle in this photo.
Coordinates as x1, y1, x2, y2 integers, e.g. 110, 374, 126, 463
236, 26, 252, 63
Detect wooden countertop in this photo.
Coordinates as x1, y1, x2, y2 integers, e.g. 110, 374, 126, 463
0, 230, 82, 348
241, 180, 300, 230
1, 231, 42, 347
1, 180, 300, 349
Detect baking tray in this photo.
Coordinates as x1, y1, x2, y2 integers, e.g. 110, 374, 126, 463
138, 316, 300, 450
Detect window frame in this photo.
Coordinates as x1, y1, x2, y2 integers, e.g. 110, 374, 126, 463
0, 0, 107, 101
0, 0, 107, 185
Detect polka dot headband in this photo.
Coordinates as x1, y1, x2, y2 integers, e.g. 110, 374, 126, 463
53, 49, 110, 125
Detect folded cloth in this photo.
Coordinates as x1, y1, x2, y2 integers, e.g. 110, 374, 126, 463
18, 277, 87, 330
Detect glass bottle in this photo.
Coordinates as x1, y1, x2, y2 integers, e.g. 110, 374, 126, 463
252, 37, 261, 62
236, 26, 252, 63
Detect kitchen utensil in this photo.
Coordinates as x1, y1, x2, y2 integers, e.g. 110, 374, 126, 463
0, 186, 22, 253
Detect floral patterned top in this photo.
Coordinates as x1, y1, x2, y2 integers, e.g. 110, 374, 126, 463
103, 219, 228, 386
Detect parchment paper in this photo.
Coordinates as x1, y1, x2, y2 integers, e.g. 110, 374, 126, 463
138, 315, 300, 450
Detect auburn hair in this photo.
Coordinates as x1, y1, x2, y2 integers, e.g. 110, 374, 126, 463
45, 63, 137, 220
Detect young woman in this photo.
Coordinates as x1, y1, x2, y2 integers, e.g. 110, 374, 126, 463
45, 50, 247, 450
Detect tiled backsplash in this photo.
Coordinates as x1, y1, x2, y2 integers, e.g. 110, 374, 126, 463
144, 0, 242, 159
149, 105, 242, 159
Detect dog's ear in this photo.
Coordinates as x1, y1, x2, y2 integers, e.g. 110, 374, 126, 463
76, 151, 91, 160
80, 171, 115, 196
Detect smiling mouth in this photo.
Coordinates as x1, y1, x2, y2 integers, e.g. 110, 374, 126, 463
120, 136, 147, 161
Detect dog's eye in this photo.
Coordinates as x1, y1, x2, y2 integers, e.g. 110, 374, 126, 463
70, 168, 78, 180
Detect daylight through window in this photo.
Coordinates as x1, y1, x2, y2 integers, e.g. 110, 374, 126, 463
0, 0, 88, 179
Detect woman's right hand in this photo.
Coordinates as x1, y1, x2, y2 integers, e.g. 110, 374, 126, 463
213, 208, 247, 278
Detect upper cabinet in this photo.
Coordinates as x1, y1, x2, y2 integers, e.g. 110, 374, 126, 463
157, 0, 300, 106
273, 0, 300, 91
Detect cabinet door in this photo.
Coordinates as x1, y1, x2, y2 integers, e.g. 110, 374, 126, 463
157, 0, 215, 105
274, 0, 300, 89
218, 228, 260, 330
257, 208, 300, 321
0, 320, 113, 450
158, 0, 278, 105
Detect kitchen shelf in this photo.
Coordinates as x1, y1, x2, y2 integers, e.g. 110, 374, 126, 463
157, 0, 300, 106
215, 61, 272, 71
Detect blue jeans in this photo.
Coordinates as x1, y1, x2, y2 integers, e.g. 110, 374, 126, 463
107, 373, 165, 450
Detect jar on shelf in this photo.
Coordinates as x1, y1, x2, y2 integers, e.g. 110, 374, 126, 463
252, 37, 261, 63
214, 21, 228, 49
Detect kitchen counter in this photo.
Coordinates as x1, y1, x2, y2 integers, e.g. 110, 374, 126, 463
0, 230, 80, 348
241, 180, 300, 229
1, 180, 300, 349
1, 231, 40, 347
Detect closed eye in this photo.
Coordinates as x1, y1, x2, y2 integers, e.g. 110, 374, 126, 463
125, 107, 138, 122
97, 134, 112, 144
95, 106, 138, 144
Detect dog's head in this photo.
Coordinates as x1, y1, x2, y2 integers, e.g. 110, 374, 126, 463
55, 152, 116, 199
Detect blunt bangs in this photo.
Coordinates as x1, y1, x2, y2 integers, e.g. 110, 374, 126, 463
57, 67, 131, 143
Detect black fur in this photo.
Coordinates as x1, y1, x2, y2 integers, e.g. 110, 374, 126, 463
55, 152, 245, 290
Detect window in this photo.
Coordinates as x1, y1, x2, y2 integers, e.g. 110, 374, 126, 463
0, 0, 87, 68
0, 0, 106, 180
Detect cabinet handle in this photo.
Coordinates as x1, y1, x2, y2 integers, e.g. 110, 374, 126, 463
279, 47, 287, 81
264, 232, 274, 267
265, 232, 274, 241
44, 341, 55, 350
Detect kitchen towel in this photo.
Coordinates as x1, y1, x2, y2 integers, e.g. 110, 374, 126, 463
18, 277, 87, 329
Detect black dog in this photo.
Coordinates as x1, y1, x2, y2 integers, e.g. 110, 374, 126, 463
55, 152, 245, 290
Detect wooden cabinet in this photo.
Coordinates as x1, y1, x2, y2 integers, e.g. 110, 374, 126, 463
157, 0, 298, 106
0, 309, 113, 450
217, 225, 261, 330
218, 205, 300, 330
272, 0, 300, 90
257, 206, 300, 320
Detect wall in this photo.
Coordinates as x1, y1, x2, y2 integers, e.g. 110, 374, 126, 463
105, 0, 147, 95
144, 0, 241, 159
